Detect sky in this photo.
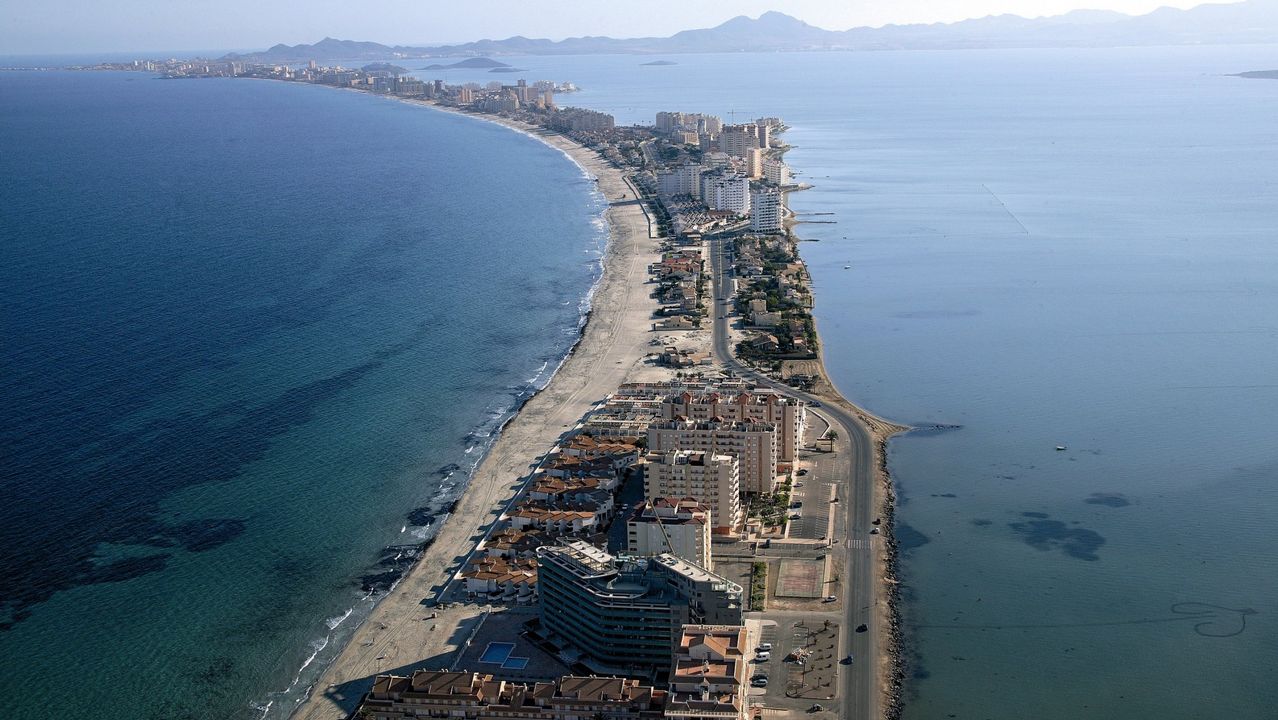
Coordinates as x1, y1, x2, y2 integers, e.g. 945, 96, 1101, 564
0, 0, 1229, 55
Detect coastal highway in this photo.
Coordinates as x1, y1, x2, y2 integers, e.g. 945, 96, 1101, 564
708, 237, 883, 720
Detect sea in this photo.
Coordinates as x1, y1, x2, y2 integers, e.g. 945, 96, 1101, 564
3, 44, 1277, 719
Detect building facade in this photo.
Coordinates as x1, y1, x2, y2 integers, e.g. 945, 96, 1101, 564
647, 419, 780, 494
749, 186, 784, 233
537, 542, 743, 674
628, 497, 714, 567
644, 452, 742, 533
660, 390, 805, 464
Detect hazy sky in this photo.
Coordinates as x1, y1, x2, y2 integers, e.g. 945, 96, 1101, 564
1, 0, 1225, 55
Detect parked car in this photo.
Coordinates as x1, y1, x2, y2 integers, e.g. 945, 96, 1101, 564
757, 643, 773, 651
797, 468, 809, 476
823, 595, 837, 603
756, 651, 771, 661
751, 677, 769, 687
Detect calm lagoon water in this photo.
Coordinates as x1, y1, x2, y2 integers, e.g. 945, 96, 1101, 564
431, 46, 1278, 718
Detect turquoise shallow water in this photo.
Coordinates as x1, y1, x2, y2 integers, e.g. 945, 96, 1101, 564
3, 44, 1277, 719
424, 46, 1278, 718
0, 71, 605, 719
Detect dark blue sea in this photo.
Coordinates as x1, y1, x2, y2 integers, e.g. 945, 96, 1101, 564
3, 44, 1278, 720
0, 71, 605, 718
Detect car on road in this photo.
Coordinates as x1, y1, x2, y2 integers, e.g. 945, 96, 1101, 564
841, 654, 854, 665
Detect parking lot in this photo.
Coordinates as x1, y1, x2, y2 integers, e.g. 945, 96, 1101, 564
749, 618, 840, 705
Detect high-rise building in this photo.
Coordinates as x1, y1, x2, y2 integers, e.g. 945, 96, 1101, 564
720, 124, 760, 159
538, 542, 743, 674
762, 158, 790, 186
645, 453, 741, 533
628, 497, 713, 567
661, 389, 805, 463
657, 164, 704, 199
750, 186, 784, 234
745, 148, 764, 179
647, 419, 778, 494
700, 173, 751, 215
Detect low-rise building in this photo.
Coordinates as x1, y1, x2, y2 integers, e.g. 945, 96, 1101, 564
667, 625, 750, 720
628, 497, 713, 568
360, 671, 668, 720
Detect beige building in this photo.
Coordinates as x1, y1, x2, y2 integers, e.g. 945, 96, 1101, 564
648, 420, 778, 494
628, 497, 713, 568
360, 671, 668, 720
667, 625, 750, 720
644, 451, 742, 532
720, 123, 760, 159
660, 389, 805, 465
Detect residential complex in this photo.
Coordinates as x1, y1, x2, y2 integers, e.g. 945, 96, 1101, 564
627, 497, 713, 568
537, 542, 742, 675
644, 451, 742, 534
648, 419, 780, 494
360, 672, 668, 720
749, 186, 783, 233
660, 389, 806, 463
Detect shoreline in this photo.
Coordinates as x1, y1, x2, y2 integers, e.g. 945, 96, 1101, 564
283, 83, 906, 720
290, 98, 662, 720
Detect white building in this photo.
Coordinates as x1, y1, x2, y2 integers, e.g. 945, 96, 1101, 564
763, 158, 790, 186
648, 420, 779, 495
627, 497, 713, 569
702, 173, 751, 215
657, 164, 704, 198
645, 451, 743, 534
750, 186, 784, 233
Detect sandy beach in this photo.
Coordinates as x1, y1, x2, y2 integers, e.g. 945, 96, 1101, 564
292, 107, 661, 720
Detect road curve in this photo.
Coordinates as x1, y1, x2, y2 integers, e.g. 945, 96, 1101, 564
707, 236, 882, 720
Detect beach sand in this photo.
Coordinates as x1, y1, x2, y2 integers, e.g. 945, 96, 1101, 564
292, 108, 661, 720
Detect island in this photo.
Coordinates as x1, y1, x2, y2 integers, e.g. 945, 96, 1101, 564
1232, 69, 1278, 80
642, 60, 678, 66
420, 57, 511, 70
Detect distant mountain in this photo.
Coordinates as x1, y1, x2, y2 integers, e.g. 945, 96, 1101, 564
1233, 69, 1278, 78
220, 2, 1276, 63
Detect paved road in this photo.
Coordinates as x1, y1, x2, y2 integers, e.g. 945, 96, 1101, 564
708, 237, 881, 720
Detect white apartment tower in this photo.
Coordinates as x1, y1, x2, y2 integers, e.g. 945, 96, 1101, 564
661, 390, 805, 464
657, 164, 704, 198
627, 497, 714, 568
644, 452, 743, 533
763, 158, 790, 186
750, 187, 784, 233
720, 124, 760, 159
701, 173, 751, 215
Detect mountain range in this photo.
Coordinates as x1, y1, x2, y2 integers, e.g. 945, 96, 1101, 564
221, 1, 1276, 63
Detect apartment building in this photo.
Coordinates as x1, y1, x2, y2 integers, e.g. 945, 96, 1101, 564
644, 451, 742, 533
537, 542, 743, 675
627, 497, 713, 568
647, 418, 779, 494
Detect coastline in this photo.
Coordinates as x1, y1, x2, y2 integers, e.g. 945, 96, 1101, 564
291, 101, 662, 720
